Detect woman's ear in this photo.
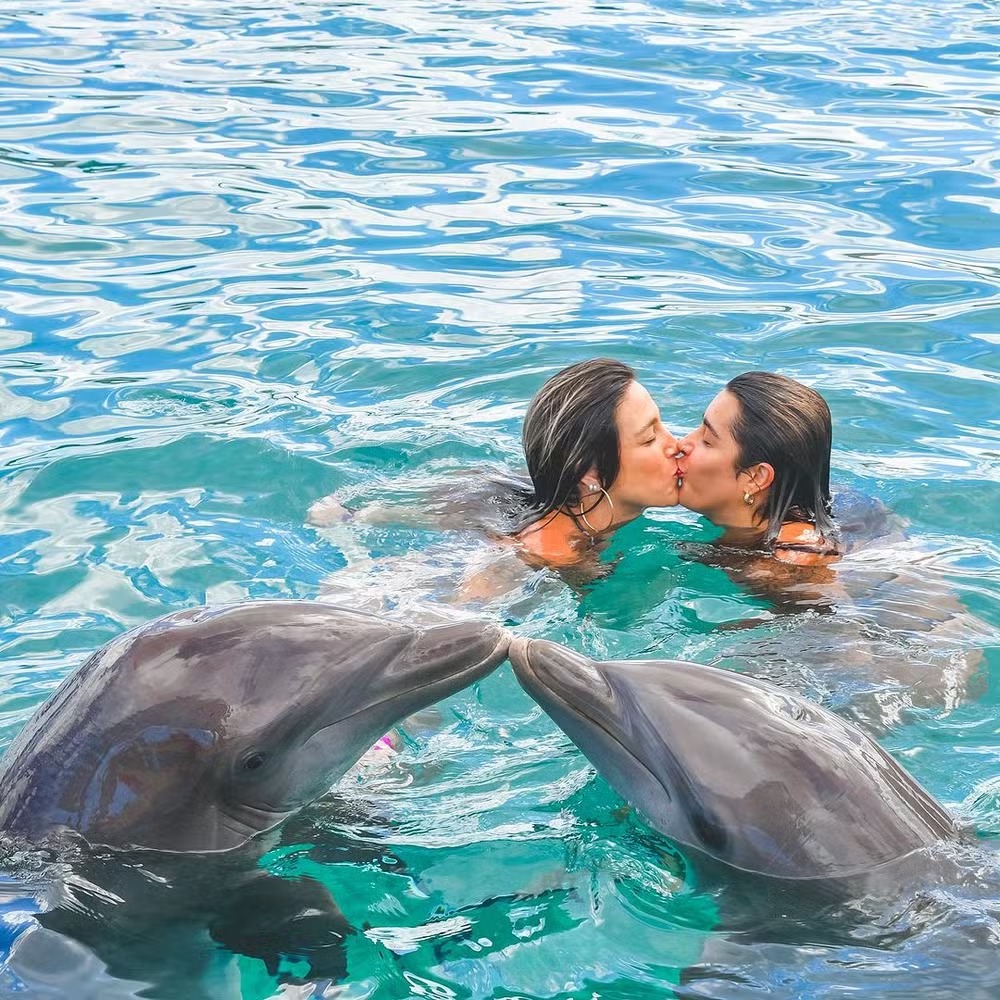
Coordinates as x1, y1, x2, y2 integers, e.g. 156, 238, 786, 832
746, 462, 774, 491
580, 466, 600, 494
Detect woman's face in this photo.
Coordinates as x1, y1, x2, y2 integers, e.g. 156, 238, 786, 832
676, 389, 748, 521
606, 381, 681, 519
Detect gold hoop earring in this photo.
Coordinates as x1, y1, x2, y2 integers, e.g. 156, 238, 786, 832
579, 485, 614, 535
743, 490, 755, 507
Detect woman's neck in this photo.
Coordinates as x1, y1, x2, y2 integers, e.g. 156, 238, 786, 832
708, 499, 768, 547
607, 501, 643, 531
716, 523, 768, 547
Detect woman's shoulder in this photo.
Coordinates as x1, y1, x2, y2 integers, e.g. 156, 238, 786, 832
513, 513, 590, 569
772, 522, 842, 566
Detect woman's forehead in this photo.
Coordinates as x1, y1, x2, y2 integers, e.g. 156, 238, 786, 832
616, 381, 659, 432
705, 389, 739, 434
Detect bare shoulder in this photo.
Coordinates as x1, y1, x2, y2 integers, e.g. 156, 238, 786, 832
513, 516, 589, 570
773, 522, 841, 566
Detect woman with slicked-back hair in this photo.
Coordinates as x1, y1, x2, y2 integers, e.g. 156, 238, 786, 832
677, 371, 841, 566
675, 370, 988, 733
510, 358, 682, 570
308, 358, 683, 584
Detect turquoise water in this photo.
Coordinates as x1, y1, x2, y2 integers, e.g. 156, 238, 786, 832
1, 0, 999, 996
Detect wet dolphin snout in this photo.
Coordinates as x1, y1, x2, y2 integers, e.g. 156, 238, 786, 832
509, 637, 611, 703
413, 620, 511, 681
507, 635, 533, 673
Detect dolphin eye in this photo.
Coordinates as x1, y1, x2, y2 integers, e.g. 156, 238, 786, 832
242, 751, 267, 772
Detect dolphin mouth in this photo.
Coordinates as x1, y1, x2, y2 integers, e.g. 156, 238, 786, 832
511, 639, 670, 800
549, 684, 672, 807
508, 636, 534, 673
236, 626, 511, 829
511, 638, 618, 729
508, 637, 674, 802
509, 638, 613, 700
321, 626, 510, 732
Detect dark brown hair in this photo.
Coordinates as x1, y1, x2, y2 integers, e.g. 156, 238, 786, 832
519, 358, 636, 528
726, 371, 836, 544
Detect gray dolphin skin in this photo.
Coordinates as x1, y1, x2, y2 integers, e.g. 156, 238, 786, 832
510, 638, 956, 883
0, 600, 509, 852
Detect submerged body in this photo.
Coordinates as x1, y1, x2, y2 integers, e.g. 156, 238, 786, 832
688, 489, 990, 731
0, 600, 509, 853
509, 638, 956, 893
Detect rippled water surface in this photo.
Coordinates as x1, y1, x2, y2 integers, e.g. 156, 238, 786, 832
1, 0, 999, 997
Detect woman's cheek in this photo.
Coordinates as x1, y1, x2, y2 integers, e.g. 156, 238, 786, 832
691, 447, 712, 475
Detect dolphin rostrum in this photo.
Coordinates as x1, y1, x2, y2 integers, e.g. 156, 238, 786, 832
509, 638, 956, 887
0, 600, 509, 853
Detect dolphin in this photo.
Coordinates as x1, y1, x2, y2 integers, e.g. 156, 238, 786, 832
0, 600, 509, 853
509, 638, 956, 892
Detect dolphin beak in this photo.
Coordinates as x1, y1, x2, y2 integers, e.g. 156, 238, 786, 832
509, 638, 610, 704
412, 620, 510, 682
508, 636, 534, 673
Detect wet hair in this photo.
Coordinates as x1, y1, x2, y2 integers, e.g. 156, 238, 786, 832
725, 371, 837, 545
518, 358, 636, 529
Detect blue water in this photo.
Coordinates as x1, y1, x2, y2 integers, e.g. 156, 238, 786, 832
1, 0, 998, 996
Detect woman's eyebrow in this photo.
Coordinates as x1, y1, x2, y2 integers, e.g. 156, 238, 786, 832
635, 415, 659, 437
702, 415, 718, 437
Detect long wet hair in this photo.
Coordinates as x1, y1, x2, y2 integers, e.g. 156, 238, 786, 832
517, 358, 636, 530
726, 371, 837, 545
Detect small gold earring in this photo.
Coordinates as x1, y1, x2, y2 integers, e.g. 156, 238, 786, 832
743, 490, 755, 507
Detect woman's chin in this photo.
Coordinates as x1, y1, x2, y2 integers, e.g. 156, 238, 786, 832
675, 489, 700, 513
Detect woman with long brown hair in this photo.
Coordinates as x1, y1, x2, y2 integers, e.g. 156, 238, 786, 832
676, 370, 842, 567
675, 371, 986, 731
309, 357, 684, 580
510, 358, 682, 570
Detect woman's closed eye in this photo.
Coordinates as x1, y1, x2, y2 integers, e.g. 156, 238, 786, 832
641, 420, 664, 445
